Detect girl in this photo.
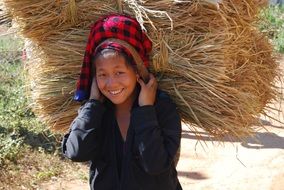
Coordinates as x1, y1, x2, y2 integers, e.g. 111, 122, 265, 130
62, 14, 182, 190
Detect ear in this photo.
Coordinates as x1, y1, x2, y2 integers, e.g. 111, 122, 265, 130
136, 73, 140, 81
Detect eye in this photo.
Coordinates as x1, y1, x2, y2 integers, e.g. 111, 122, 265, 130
97, 73, 106, 78
116, 71, 125, 76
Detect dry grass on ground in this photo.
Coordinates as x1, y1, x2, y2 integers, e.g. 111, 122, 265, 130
0, 148, 88, 190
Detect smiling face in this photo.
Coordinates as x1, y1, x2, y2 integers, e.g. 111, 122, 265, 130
94, 50, 139, 106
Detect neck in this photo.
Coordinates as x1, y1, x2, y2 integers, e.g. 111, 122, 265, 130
115, 103, 132, 115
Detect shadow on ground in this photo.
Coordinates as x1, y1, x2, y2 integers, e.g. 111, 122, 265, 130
178, 171, 208, 180
182, 119, 284, 149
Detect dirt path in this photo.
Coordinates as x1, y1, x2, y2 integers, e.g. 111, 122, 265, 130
178, 123, 284, 190
40, 57, 284, 190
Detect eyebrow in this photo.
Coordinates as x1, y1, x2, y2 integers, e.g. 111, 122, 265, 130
96, 65, 127, 72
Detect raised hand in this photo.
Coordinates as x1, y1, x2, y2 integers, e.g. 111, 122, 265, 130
137, 73, 158, 106
89, 77, 104, 102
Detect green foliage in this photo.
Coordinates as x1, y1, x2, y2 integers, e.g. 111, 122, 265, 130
0, 34, 23, 51
0, 134, 23, 165
0, 32, 59, 167
0, 32, 24, 62
259, 5, 284, 53
35, 169, 60, 181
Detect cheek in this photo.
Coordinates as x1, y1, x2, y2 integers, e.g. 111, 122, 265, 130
96, 79, 105, 91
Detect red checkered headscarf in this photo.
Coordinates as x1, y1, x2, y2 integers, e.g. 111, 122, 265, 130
74, 14, 152, 101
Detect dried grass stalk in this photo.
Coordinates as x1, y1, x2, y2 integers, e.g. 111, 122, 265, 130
2, 0, 283, 141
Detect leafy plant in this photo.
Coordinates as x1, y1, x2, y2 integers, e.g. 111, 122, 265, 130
259, 5, 284, 53
0, 31, 59, 167
0, 134, 23, 165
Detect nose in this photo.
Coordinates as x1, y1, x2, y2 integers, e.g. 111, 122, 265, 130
106, 76, 118, 87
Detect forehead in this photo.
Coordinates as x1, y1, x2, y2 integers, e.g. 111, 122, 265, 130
94, 54, 134, 72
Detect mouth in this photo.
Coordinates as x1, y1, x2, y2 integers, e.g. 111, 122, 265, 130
108, 88, 124, 96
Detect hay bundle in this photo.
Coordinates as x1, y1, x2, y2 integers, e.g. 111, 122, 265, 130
2, 0, 282, 139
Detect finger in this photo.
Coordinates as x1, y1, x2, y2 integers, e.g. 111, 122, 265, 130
146, 74, 156, 87
151, 77, 158, 89
151, 74, 157, 85
152, 79, 158, 88
149, 73, 155, 80
137, 77, 146, 87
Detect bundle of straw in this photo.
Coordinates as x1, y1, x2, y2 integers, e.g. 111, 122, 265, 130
2, 0, 282, 140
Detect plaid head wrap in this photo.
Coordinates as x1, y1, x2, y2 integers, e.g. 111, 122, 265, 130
74, 14, 152, 102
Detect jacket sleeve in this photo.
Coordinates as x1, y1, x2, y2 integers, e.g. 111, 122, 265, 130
61, 100, 106, 162
131, 95, 181, 175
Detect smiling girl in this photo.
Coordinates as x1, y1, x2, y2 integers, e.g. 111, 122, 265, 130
62, 14, 182, 190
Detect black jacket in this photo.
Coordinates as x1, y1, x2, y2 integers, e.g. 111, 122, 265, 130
62, 90, 182, 190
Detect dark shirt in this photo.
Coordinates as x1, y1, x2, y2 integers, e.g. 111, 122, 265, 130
114, 120, 124, 179
62, 90, 183, 190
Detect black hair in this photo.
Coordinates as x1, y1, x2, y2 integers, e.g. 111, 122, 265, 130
91, 48, 137, 77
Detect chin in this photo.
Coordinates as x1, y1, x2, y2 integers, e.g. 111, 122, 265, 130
103, 94, 126, 105
110, 100, 125, 105
107, 94, 134, 106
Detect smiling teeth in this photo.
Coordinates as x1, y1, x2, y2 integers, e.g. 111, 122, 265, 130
109, 89, 123, 95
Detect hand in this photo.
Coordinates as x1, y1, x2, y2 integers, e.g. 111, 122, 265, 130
89, 77, 104, 102
137, 73, 158, 106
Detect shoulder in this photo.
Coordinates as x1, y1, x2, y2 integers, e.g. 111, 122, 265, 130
156, 89, 174, 104
155, 89, 178, 112
155, 89, 181, 128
